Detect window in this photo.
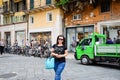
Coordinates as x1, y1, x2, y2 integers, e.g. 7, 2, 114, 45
23, 15, 26, 21
73, 14, 81, 20
3, 16, 8, 24
14, 3, 19, 12
30, 0, 34, 10
46, 12, 52, 22
80, 38, 92, 46
3, 2, 8, 12
30, 16, 34, 24
20, 15, 26, 22
46, 0, 51, 5
10, 0, 13, 11
95, 36, 103, 44
101, 1, 110, 13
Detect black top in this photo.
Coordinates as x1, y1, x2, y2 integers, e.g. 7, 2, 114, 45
52, 44, 67, 62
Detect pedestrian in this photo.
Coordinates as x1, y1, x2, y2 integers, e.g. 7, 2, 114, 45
26, 39, 30, 48
51, 35, 68, 80
106, 37, 113, 44
0, 39, 5, 55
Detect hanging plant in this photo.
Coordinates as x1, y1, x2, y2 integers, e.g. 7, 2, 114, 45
55, 0, 70, 6
55, 0, 99, 13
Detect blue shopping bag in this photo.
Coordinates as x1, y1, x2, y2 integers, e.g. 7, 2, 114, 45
45, 57, 55, 69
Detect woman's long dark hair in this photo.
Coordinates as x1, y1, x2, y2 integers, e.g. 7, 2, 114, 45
56, 35, 66, 46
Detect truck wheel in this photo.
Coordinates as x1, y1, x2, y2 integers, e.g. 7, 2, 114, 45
81, 56, 90, 65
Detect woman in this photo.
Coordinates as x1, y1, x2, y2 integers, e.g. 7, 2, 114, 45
51, 35, 68, 80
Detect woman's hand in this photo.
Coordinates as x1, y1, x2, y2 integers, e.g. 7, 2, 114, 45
51, 53, 57, 57
51, 53, 64, 58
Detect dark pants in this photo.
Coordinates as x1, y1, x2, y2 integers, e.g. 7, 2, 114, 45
0, 46, 4, 55
54, 61, 65, 80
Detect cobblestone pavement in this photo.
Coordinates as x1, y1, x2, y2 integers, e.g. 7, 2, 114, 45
0, 53, 120, 80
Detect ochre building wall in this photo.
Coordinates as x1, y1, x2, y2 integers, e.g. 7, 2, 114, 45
65, 1, 120, 28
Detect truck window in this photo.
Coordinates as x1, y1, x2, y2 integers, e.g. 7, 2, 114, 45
80, 38, 92, 46
95, 37, 103, 44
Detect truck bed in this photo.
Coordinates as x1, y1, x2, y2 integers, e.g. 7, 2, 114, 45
95, 44, 120, 57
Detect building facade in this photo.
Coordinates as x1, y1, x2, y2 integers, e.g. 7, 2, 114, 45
0, 0, 64, 47
64, 0, 120, 51
0, 0, 3, 40
27, 0, 64, 47
0, 0, 27, 46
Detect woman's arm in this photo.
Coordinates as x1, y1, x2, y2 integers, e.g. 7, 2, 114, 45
51, 48, 58, 57
61, 50, 68, 57
55, 49, 68, 58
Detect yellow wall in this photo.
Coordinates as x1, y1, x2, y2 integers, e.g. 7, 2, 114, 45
14, 11, 25, 16
27, 0, 55, 10
3, 0, 9, 2
3, 0, 9, 10
29, 8, 62, 29
0, 0, 2, 6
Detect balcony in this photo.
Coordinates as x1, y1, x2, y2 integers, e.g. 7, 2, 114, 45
29, 0, 56, 13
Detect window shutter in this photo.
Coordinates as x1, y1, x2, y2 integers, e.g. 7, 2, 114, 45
30, 0, 34, 10
46, 0, 51, 5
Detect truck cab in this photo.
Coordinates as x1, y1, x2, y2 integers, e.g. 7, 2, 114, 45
74, 33, 106, 64
74, 33, 120, 65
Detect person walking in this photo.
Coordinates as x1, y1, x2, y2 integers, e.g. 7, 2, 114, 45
51, 35, 68, 80
0, 39, 5, 55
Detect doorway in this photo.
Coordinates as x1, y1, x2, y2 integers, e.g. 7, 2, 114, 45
5, 32, 11, 46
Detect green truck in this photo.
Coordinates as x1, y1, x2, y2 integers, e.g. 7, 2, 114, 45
74, 32, 120, 65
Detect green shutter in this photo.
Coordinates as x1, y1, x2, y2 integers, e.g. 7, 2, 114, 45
46, 0, 51, 5
30, 0, 34, 10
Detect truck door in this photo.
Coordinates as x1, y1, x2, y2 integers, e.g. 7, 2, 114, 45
76, 38, 94, 64
77, 38, 93, 59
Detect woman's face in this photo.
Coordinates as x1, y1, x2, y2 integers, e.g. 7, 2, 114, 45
58, 37, 64, 44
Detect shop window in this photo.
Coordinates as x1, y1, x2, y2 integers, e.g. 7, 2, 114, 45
100, 1, 110, 13
73, 14, 81, 20
46, 12, 52, 22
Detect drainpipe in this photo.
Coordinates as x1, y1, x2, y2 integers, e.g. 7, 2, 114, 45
26, 13, 29, 40
25, 0, 29, 40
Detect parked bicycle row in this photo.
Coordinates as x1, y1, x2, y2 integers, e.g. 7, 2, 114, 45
4, 44, 51, 58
